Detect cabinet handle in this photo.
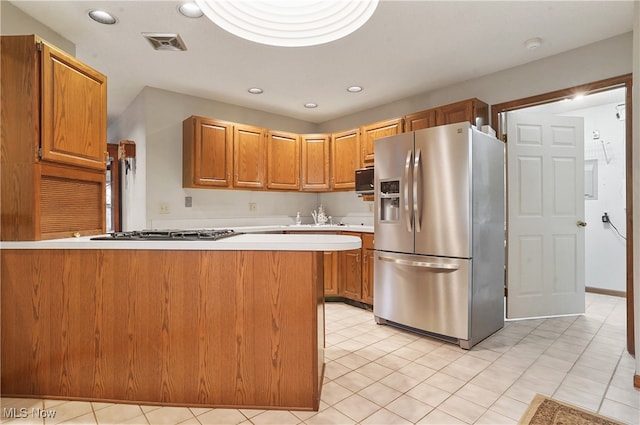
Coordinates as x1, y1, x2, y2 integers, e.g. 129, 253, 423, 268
104, 151, 109, 164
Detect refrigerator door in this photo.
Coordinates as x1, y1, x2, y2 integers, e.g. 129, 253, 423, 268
373, 251, 470, 341
414, 123, 472, 258
374, 132, 415, 254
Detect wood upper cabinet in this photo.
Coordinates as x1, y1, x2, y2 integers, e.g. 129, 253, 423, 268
182, 116, 233, 188
41, 40, 107, 170
331, 129, 360, 190
1, 35, 106, 241
360, 118, 403, 166
234, 124, 266, 189
300, 134, 331, 191
361, 233, 374, 305
405, 109, 437, 132
435, 98, 488, 127
267, 130, 300, 190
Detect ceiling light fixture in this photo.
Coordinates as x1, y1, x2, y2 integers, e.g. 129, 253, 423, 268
193, 0, 379, 47
304, 103, 318, 109
178, 2, 204, 18
88, 9, 117, 25
347, 86, 363, 93
248, 87, 264, 94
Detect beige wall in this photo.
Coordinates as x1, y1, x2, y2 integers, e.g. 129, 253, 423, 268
0, 0, 75, 54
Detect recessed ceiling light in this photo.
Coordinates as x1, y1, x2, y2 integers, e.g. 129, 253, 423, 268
347, 86, 363, 93
88, 9, 117, 25
248, 87, 263, 94
524, 37, 542, 50
194, 0, 379, 47
304, 103, 318, 109
178, 2, 203, 18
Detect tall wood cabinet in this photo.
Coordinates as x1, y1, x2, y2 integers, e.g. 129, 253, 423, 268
361, 233, 375, 305
1, 35, 107, 240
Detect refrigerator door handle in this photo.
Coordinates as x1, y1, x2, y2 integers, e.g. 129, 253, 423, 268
404, 150, 413, 232
378, 255, 459, 271
413, 148, 422, 232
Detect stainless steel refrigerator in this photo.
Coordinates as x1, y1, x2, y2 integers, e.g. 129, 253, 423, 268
373, 122, 505, 349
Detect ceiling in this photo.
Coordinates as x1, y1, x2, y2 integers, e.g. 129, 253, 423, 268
8, 0, 635, 125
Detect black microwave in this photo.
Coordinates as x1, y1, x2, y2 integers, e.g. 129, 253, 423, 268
355, 167, 374, 194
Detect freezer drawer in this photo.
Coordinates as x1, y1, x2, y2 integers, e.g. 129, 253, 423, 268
373, 251, 469, 342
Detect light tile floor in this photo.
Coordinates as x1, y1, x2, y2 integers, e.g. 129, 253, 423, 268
2, 293, 639, 424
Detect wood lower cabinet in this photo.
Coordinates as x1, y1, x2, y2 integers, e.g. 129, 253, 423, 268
331, 129, 360, 190
267, 130, 300, 190
1, 35, 107, 240
183, 116, 233, 188
360, 118, 403, 166
301, 134, 331, 191
361, 233, 374, 305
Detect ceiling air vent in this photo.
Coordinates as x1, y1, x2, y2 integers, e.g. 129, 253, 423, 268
142, 33, 187, 51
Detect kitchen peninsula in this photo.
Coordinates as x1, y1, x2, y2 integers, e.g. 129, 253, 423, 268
0, 233, 360, 411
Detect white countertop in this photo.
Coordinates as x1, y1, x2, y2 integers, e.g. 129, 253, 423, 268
234, 224, 374, 233
0, 232, 362, 251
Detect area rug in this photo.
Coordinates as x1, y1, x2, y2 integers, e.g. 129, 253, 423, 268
519, 394, 626, 425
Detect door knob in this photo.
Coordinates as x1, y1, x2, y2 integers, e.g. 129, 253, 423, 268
577, 220, 587, 227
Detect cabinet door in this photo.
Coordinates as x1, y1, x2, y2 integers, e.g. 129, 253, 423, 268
40, 42, 107, 170
267, 130, 300, 190
340, 232, 362, 301
234, 124, 266, 189
361, 233, 374, 304
183, 116, 233, 187
360, 118, 403, 166
435, 98, 488, 127
301, 134, 330, 191
404, 109, 437, 131
324, 251, 339, 296
331, 129, 360, 190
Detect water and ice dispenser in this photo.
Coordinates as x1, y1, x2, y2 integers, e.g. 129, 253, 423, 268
378, 179, 400, 222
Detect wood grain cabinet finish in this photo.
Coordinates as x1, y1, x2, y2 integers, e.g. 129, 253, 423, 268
360, 118, 403, 166
404, 108, 437, 132
267, 130, 300, 190
1, 249, 325, 411
234, 124, 266, 189
330, 129, 360, 190
300, 134, 331, 191
182, 116, 233, 188
361, 233, 375, 305
435, 98, 488, 127
339, 231, 363, 301
1, 35, 107, 241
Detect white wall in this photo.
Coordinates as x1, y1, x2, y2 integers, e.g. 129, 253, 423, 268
569, 102, 627, 292
318, 32, 633, 133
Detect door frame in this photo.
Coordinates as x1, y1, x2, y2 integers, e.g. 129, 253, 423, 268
491, 74, 634, 353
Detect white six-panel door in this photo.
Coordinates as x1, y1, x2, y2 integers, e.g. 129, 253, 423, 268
506, 113, 585, 318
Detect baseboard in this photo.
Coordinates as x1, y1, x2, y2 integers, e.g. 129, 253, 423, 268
585, 287, 626, 298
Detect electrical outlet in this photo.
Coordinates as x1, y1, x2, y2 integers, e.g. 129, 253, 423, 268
185, 196, 192, 208
249, 202, 257, 212
602, 212, 609, 223
368, 203, 374, 213
160, 202, 170, 214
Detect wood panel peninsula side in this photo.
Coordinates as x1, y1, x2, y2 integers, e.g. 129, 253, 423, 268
1, 234, 361, 410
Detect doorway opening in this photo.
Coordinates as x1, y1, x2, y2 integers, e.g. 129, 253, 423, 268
491, 74, 633, 353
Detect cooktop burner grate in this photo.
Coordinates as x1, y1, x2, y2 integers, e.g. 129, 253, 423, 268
91, 229, 241, 241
